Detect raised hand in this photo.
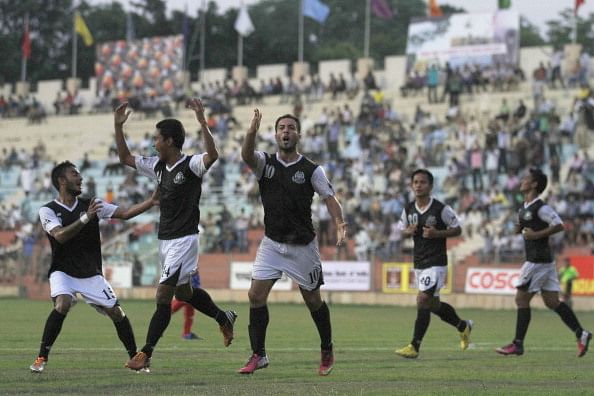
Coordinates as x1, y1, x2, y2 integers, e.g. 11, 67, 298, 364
249, 108, 262, 134
187, 98, 207, 125
114, 103, 131, 125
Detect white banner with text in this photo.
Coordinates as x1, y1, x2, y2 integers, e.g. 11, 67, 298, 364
465, 267, 521, 295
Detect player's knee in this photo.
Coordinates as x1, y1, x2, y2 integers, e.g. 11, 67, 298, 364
247, 289, 266, 305
54, 297, 72, 315
105, 306, 125, 321
514, 295, 530, 308
416, 293, 432, 308
544, 298, 560, 310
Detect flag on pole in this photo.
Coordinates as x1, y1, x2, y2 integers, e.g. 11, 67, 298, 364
22, 15, 31, 59
75, 12, 94, 46
428, 0, 443, 17
498, 0, 511, 9
371, 0, 394, 19
234, 4, 255, 37
303, 0, 330, 24
575, 0, 585, 15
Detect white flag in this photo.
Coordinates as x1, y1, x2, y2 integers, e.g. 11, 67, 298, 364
234, 4, 254, 37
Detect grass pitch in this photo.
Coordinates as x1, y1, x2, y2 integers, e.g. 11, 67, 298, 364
1, 298, 593, 395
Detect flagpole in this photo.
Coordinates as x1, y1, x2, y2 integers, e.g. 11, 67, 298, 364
298, 0, 304, 63
72, 11, 78, 79
364, 0, 370, 58
181, 5, 187, 71
573, 12, 578, 44
200, 0, 206, 77
21, 13, 29, 82
238, 34, 243, 66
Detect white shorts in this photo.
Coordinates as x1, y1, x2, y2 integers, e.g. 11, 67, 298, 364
158, 234, 199, 286
49, 271, 118, 308
516, 261, 560, 293
252, 236, 323, 291
414, 266, 448, 297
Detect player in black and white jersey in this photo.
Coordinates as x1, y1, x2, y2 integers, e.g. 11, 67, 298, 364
395, 169, 472, 359
113, 98, 237, 372
238, 110, 348, 376
496, 168, 591, 357
30, 161, 158, 373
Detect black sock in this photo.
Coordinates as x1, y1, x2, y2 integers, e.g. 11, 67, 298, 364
554, 302, 583, 337
113, 316, 137, 359
514, 308, 531, 343
412, 309, 431, 351
249, 305, 269, 356
187, 288, 225, 325
310, 302, 332, 351
38, 309, 66, 359
141, 303, 171, 357
433, 302, 463, 329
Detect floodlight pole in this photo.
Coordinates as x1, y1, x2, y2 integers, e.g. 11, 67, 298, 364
364, 0, 370, 58
298, 0, 304, 63
72, 12, 78, 79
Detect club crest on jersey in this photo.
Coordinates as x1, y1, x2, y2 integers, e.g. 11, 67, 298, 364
174, 171, 186, 184
425, 215, 437, 227
522, 211, 533, 221
292, 171, 305, 184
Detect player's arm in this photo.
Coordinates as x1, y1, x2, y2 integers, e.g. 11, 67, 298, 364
522, 223, 564, 240
187, 98, 218, 169
522, 205, 564, 240
44, 199, 102, 244
241, 108, 262, 169
312, 166, 347, 245
111, 188, 159, 220
113, 102, 136, 168
399, 210, 417, 238
423, 205, 462, 239
424, 225, 462, 238
324, 195, 348, 246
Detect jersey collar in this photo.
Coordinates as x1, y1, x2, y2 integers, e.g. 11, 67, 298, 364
54, 197, 79, 212
275, 152, 302, 167
523, 197, 540, 209
415, 197, 433, 214
166, 154, 187, 172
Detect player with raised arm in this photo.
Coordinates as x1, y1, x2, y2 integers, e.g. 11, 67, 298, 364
113, 98, 236, 372
238, 109, 348, 376
30, 161, 158, 373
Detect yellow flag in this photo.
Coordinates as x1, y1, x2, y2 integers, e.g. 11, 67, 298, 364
75, 12, 94, 46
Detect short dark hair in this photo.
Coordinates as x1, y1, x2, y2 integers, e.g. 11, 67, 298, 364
51, 161, 76, 190
411, 168, 434, 185
529, 167, 547, 194
274, 114, 301, 133
156, 118, 185, 149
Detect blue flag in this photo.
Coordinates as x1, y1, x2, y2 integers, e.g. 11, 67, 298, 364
303, 0, 330, 24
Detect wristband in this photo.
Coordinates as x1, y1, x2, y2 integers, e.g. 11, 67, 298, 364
80, 213, 90, 224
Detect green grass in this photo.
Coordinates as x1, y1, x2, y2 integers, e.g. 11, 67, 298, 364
1, 298, 594, 395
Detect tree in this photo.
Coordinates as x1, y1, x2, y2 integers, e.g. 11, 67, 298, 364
547, 8, 594, 54
520, 16, 545, 47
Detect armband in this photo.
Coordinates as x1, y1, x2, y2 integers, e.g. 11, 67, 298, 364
80, 213, 90, 224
